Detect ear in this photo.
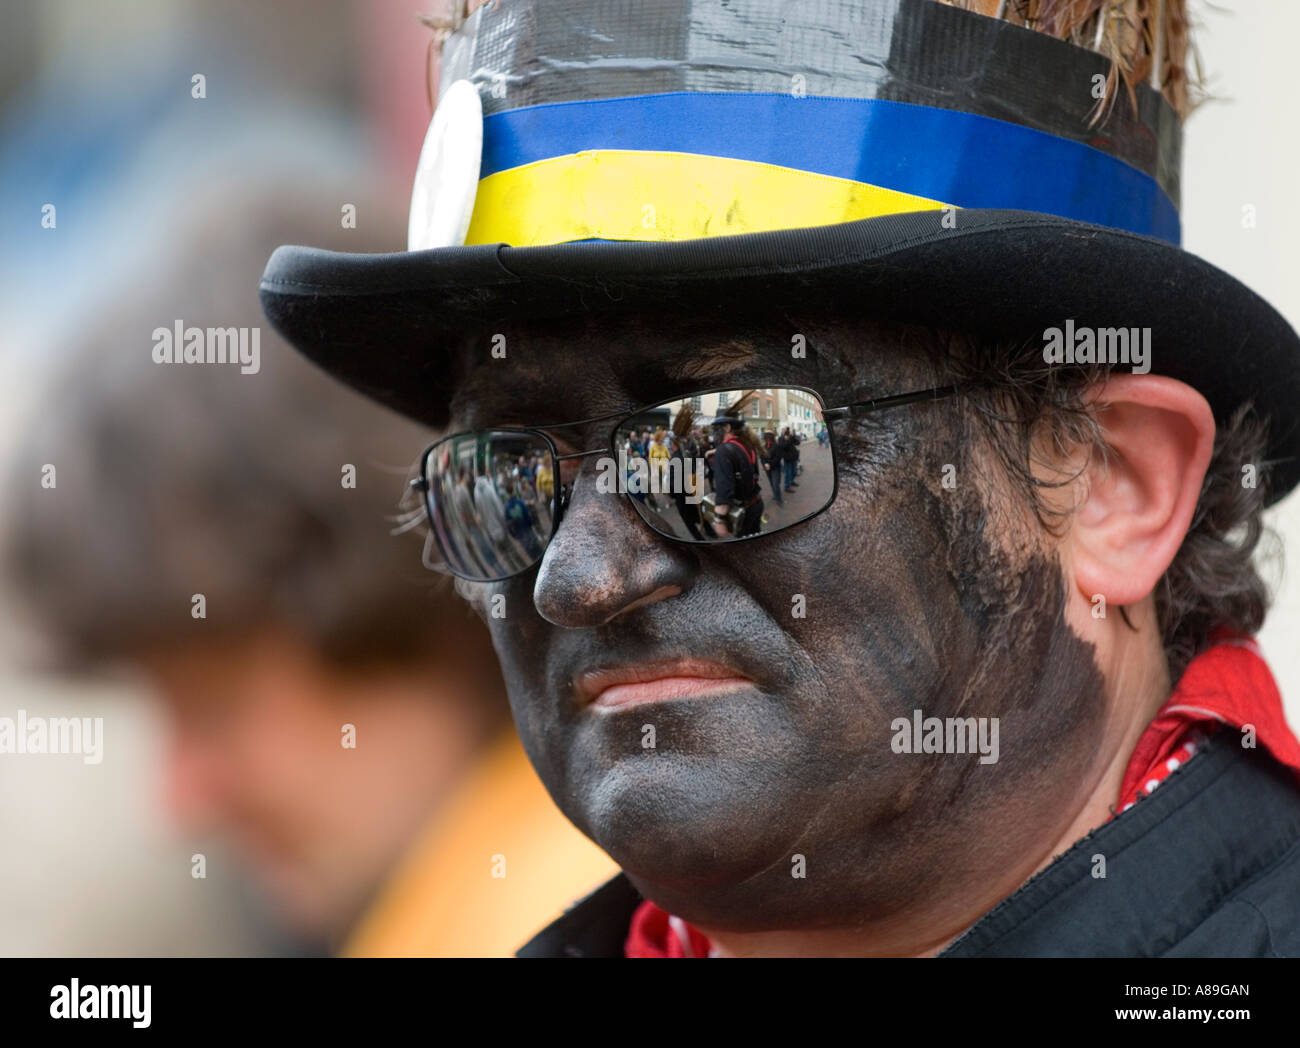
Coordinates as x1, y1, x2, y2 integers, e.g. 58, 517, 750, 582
1068, 375, 1216, 607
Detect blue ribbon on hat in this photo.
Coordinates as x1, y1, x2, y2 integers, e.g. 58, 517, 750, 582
478, 91, 1180, 245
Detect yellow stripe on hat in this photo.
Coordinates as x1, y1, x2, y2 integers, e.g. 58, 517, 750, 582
464, 149, 951, 247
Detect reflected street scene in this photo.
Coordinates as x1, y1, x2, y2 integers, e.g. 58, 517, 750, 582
423, 389, 833, 581
425, 430, 557, 580
611, 387, 831, 544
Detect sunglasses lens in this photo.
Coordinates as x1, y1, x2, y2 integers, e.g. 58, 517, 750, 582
424, 430, 556, 581
613, 388, 832, 543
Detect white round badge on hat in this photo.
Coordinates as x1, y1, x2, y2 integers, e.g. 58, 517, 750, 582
407, 79, 484, 251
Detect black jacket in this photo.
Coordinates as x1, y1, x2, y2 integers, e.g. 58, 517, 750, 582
517, 740, 1300, 957
712, 439, 759, 508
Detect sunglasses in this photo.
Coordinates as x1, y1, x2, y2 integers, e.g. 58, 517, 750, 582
412, 384, 962, 582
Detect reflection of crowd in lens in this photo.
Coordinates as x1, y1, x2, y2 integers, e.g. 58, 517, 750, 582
621, 423, 711, 539
761, 427, 801, 506
432, 408, 828, 578
619, 416, 823, 542
433, 437, 556, 578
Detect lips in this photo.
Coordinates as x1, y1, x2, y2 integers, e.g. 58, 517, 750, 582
576, 658, 755, 712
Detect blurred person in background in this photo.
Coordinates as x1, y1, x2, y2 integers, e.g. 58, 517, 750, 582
0, 190, 617, 956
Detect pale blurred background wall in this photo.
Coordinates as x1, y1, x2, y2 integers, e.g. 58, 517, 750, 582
1182, 2, 1300, 714
0, 0, 1297, 955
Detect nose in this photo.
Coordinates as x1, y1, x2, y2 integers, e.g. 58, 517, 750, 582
533, 470, 695, 628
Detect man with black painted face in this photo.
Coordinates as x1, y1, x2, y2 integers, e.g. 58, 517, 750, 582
262, 0, 1300, 956
416, 309, 1260, 958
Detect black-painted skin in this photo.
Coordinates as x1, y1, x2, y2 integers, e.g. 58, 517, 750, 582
445, 308, 1108, 942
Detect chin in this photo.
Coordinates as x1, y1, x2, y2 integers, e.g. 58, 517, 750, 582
568, 753, 796, 890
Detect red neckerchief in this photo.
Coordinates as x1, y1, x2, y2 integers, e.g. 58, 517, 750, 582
722, 434, 756, 465
624, 633, 1300, 957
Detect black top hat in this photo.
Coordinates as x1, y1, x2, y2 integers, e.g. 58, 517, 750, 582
260, 0, 1300, 501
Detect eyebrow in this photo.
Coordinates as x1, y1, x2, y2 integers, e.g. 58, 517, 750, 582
448, 333, 765, 431
663, 339, 760, 381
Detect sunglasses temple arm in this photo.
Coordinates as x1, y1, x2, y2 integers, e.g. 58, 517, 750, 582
825, 384, 964, 421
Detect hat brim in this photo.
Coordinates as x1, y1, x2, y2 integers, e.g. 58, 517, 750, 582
260, 208, 1300, 502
